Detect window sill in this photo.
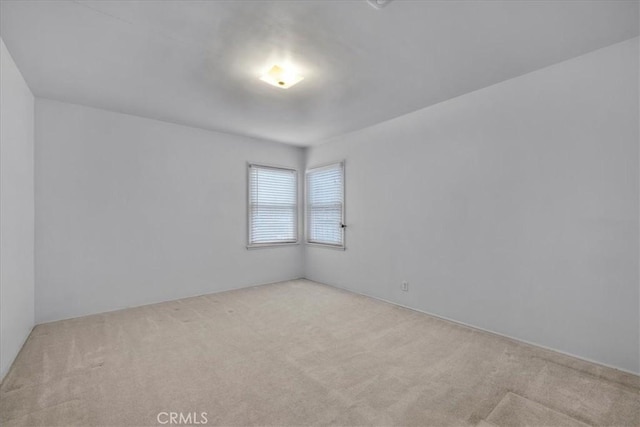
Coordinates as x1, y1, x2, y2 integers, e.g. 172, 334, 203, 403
306, 242, 346, 251
246, 242, 300, 250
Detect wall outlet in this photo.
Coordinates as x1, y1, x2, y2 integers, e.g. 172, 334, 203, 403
401, 281, 409, 292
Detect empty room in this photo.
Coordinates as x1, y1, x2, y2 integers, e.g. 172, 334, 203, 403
0, 0, 638, 426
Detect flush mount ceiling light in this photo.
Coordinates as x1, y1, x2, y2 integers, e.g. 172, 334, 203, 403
259, 65, 304, 89
367, 0, 394, 9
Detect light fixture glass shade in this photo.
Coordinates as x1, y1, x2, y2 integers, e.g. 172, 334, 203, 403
260, 65, 304, 89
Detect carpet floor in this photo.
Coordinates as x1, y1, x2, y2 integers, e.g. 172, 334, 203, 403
1, 279, 638, 426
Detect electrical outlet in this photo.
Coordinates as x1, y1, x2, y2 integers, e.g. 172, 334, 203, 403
401, 281, 409, 292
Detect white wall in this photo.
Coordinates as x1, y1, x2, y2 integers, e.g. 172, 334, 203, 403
26, 37, 640, 374
0, 38, 35, 380
305, 38, 639, 374
35, 99, 304, 323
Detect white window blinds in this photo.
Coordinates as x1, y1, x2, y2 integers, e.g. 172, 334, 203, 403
306, 162, 344, 247
248, 164, 298, 246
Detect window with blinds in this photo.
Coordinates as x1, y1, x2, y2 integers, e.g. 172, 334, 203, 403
306, 162, 344, 247
248, 164, 298, 246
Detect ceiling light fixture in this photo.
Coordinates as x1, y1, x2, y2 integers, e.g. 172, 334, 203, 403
367, 0, 394, 10
259, 65, 304, 89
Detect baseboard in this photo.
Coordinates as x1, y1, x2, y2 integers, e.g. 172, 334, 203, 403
0, 324, 35, 385
23, 277, 640, 379
36, 276, 306, 325
302, 278, 640, 377
5, 276, 304, 384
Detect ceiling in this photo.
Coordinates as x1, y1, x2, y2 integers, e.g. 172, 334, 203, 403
1, 1, 638, 146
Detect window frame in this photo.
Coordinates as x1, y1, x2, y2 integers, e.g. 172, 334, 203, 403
247, 162, 299, 249
305, 161, 346, 250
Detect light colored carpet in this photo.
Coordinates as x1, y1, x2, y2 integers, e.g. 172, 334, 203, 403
483, 392, 591, 427
1, 279, 638, 426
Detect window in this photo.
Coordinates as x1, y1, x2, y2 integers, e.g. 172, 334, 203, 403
248, 164, 298, 247
306, 162, 345, 248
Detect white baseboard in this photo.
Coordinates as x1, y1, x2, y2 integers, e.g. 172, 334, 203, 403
304, 278, 640, 377
0, 325, 35, 385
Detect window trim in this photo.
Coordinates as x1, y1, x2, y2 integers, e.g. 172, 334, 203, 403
247, 162, 299, 249
305, 161, 346, 250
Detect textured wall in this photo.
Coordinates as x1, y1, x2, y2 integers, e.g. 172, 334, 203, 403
35, 99, 304, 323
1, 38, 35, 380
305, 39, 639, 373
